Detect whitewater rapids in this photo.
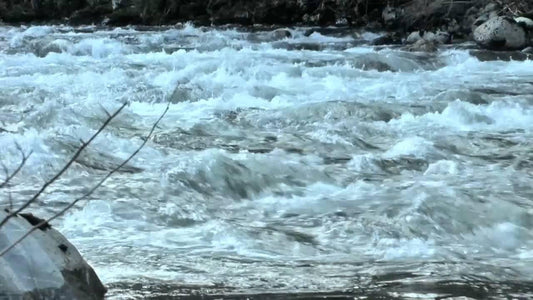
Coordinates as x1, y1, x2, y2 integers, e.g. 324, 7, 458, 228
1, 24, 532, 298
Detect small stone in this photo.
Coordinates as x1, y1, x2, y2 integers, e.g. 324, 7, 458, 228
405, 31, 422, 44
271, 28, 292, 40
515, 17, 533, 30
404, 39, 438, 53
405, 30, 449, 45
371, 34, 402, 46
434, 31, 451, 44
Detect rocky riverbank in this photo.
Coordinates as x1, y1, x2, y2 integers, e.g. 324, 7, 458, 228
1, 1, 533, 51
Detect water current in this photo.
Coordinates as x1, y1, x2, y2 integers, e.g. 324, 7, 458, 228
0, 24, 532, 298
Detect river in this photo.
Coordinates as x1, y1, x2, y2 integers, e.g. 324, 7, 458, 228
0, 24, 532, 298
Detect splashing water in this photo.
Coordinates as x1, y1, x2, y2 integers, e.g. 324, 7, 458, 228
1, 24, 532, 298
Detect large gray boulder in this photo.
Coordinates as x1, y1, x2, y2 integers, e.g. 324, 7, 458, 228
473, 16, 527, 50
0, 211, 106, 299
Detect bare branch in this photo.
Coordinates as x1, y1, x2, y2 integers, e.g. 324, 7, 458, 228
0, 102, 169, 257
99, 103, 112, 118
0, 146, 33, 190
1, 163, 8, 181
0, 102, 128, 229
8, 191, 13, 211
1, 163, 12, 210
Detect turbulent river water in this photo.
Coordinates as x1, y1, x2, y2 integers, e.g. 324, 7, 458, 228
1, 24, 532, 299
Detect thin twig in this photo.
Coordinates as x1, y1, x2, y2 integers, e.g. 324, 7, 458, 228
1, 163, 9, 185
99, 104, 112, 118
0, 102, 128, 230
0, 102, 169, 258
8, 191, 13, 211
0, 144, 33, 189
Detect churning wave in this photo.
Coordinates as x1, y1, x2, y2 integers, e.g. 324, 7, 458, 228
1, 24, 532, 298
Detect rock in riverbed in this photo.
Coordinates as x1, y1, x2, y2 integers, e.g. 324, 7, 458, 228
0, 211, 106, 299
473, 16, 528, 50
404, 39, 439, 53
405, 30, 451, 45
515, 16, 533, 29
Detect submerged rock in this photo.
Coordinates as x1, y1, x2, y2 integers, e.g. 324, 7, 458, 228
470, 49, 533, 61
271, 28, 292, 40
523, 46, 533, 54
371, 33, 402, 46
474, 16, 527, 50
0, 211, 106, 299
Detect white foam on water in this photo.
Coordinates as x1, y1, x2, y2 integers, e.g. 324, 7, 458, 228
424, 160, 460, 176
304, 31, 354, 43
383, 136, 436, 159
372, 238, 436, 260
390, 100, 533, 133
60, 200, 114, 236
1, 24, 532, 291
9, 26, 55, 47
68, 38, 129, 58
